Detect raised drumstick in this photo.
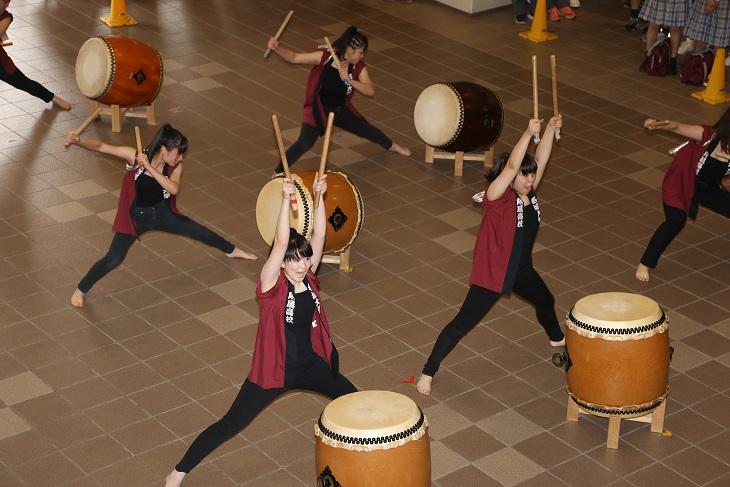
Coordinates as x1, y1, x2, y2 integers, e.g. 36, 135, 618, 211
532, 55, 540, 144
550, 54, 560, 141
264, 10, 294, 59
323, 36, 341, 71
72, 107, 103, 138
314, 112, 335, 208
271, 114, 298, 213
134, 126, 144, 168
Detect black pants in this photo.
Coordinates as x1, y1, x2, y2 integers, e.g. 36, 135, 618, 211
275, 107, 392, 172
641, 188, 730, 268
422, 268, 564, 377
78, 201, 235, 293
175, 358, 357, 473
0, 66, 54, 103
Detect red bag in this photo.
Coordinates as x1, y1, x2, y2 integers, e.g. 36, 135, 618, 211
646, 38, 671, 76
680, 50, 714, 85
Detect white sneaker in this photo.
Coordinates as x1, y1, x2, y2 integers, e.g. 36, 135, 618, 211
570, 0, 580, 7
677, 38, 694, 55
472, 191, 485, 203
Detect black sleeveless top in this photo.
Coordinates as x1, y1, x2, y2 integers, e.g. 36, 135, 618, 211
502, 193, 540, 294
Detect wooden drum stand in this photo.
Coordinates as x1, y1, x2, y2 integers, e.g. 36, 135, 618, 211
424, 145, 494, 177
88, 100, 157, 133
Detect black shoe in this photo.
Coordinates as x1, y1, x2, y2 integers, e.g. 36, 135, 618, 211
639, 55, 648, 72
625, 16, 639, 31
515, 14, 528, 24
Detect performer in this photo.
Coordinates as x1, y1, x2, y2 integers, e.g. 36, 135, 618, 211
417, 116, 565, 396
64, 123, 257, 307
266, 25, 411, 172
165, 174, 357, 487
0, 0, 71, 110
636, 108, 730, 282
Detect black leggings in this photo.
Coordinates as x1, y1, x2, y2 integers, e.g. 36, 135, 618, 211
640, 188, 730, 268
0, 66, 54, 103
175, 358, 357, 473
422, 268, 564, 377
78, 202, 235, 293
276, 107, 392, 171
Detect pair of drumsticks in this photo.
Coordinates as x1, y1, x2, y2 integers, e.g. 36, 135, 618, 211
272, 112, 334, 212
531, 54, 561, 142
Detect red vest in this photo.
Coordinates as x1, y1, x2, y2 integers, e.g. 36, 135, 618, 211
661, 125, 715, 216
0, 11, 17, 75
112, 162, 181, 236
302, 50, 364, 129
469, 188, 518, 293
248, 270, 335, 389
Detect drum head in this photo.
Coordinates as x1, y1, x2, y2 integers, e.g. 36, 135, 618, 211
570, 292, 665, 339
75, 37, 112, 99
320, 391, 421, 439
255, 175, 313, 245
413, 84, 461, 148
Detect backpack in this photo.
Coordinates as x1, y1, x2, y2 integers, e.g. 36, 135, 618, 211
680, 49, 714, 85
646, 38, 671, 76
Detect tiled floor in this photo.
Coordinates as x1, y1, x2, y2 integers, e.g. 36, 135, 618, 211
1, 0, 729, 486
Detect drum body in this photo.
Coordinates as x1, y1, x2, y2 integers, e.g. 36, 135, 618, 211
314, 391, 430, 486
75, 36, 163, 107
413, 81, 503, 153
256, 174, 314, 244
566, 292, 670, 418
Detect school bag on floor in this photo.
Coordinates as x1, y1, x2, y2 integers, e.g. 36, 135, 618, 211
680, 49, 714, 85
646, 38, 671, 76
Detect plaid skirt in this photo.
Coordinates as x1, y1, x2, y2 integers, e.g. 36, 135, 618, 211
639, 0, 690, 26
685, 0, 730, 46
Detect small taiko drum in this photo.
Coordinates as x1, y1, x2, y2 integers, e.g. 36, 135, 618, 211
256, 171, 364, 254
256, 174, 315, 243
314, 391, 430, 486
565, 292, 670, 418
413, 82, 503, 153
75, 36, 163, 107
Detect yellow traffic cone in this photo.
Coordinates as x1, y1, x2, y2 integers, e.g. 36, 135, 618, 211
100, 0, 138, 27
692, 47, 730, 105
519, 0, 558, 43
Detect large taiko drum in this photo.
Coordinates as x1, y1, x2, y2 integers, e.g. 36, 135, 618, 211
75, 36, 163, 107
413, 82, 503, 153
314, 391, 430, 486
565, 292, 670, 418
255, 171, 364, 254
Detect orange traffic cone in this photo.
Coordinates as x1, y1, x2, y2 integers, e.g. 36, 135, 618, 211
100, 0, 138, 27
519, 0, 558, 43
692, 47, 730, 105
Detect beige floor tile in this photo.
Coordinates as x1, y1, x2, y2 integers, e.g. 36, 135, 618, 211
57, 179, 107, 200
180, 77, 224, 92
197, 304, 257, 334
430, 440, 471, 480
477, 409, 544, 446
192, 62, 231, 77
41, 201, 93, 222
432, 230, 476, 255
0, 408, 32, 440
0, 371, 53, 406
210, 277, 256, 304
473, 447, 544, 486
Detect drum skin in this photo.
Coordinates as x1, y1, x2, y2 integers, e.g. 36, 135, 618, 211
296, 171, 364, 254
565, 292, 670, 417
315, 434, 430, 486
256, 175, 314, 244
76, 36, 163, 107
413, 81, 503, 153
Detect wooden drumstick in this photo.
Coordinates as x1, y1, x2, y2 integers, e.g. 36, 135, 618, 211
134, 126, 144, 168
532, 55, 540, 144
323, 36, 341, 71
264, 10, 294, 59
271, 114, 298, 213
648, 120, 671, 128
1, 40, 12, 47
314, 111, 335, 209
72, 106, 103, 137
668, 141, 688, 155
550, 54, 560, 141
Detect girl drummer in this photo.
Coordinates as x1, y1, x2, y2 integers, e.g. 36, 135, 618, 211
266, 25, 411, 172
65, 123, 257, 308
165, 174, 357, 487
417, 116, 565, 396
636, 108, 730, 282
0, 0, 71, 110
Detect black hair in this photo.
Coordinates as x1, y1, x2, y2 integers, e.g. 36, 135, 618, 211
712, 106, 730, 154
283, 228, 313, 262
486, 152, 538, 182
332, 26, 368, 60
145, 123, 188, 161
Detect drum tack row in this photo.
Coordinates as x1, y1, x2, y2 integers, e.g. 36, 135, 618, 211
55, 15, 674, 487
